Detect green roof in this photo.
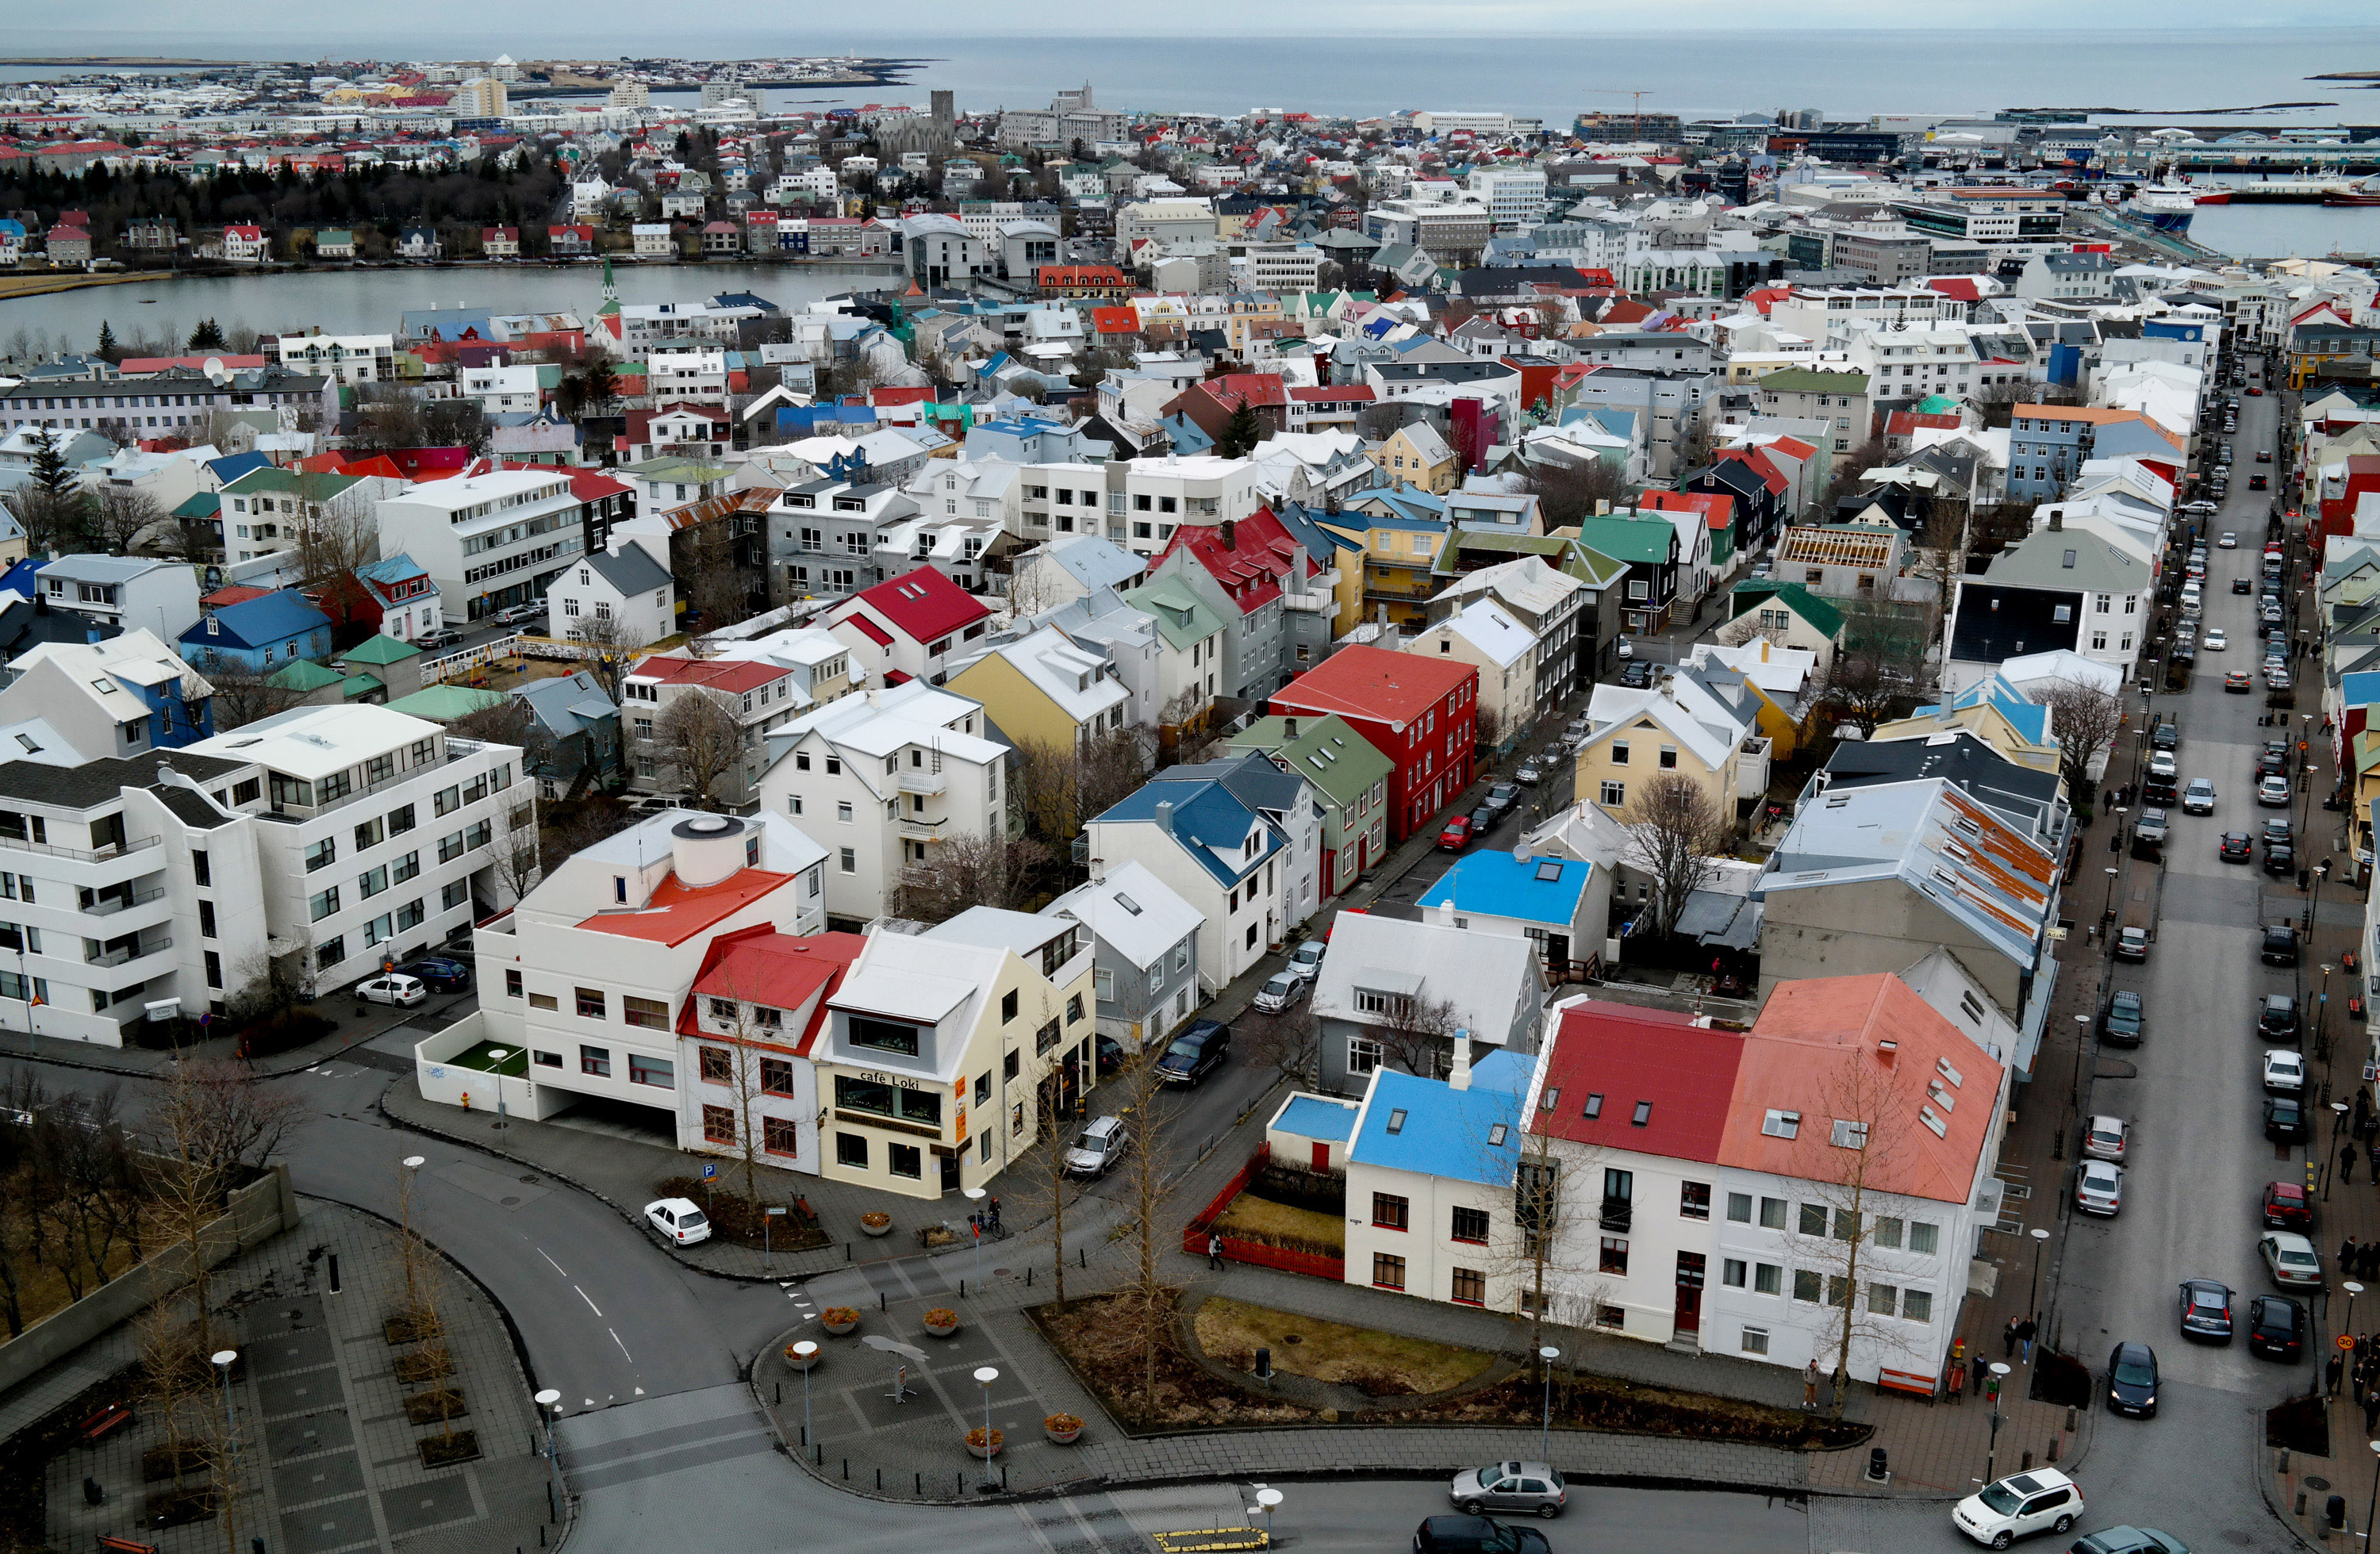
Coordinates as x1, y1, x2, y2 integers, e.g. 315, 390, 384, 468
1759, 368, 1871, 395
1563, 513, 1677, 566
1560, 542, 1629, 589
1729, 579, 1845, 638
173, 491, 220, 520
341, 673, 383, 700
383, 685, 508, 721
217, 467, 361, 498
1228, 714, 1393, 808
1915, 393, 1960, 415
338, 634, 424, 666
267, 659, 344, 693
1120, 579, 1227, 652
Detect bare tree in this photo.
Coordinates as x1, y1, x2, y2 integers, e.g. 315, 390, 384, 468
677, 520, 753, 636
1158, 687, 1222, 767
655, 690, 743, 808
695, 994, 775, 1207
1013, 728, 1151, 843
1522, 457, 1633, 528
896, 830, 1054, 923
90, 485, 167, 554
2031, 675, 2128, 801
287, 489, 380, 585
1115, 1049, 1173, 1425
152, 1057, 307, 1188
199, 655, 309, 732
444, 696, 534, 749
1236, 1003, 1317, 1085
1620, 773, 1729, 940
565, 609, 644, 701
1365, 992, 1465, 1080
1806, 602, 1938, 737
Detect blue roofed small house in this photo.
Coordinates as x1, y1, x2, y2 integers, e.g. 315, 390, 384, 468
513, 669, 625, 800
1418, 849, 1603, 984
1341, 1046, 1536, 1304
177, 590, 335, 675
1265, 1091, 1360, 1174
1043, 860, 1205, 1051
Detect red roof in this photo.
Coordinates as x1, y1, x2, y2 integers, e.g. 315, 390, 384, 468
578, 869, 795, 947
1762, 436, 1818, 462
1091, 306, 1142, 336
1640, 489, 1734, 532
845, 614, 892, 647
1528, 1001, 1743, 1161
1288, 384, 1375, 404
202, 585, 273, 608
1271, 643, 1476, 724
869, 385, 935, 408
1036, 264, 1130, 287
631, 655, 787, 694
676, 927, 870, 1057
1714, 447, 1789, 496
1885, 411, 1964, 439
1925, 278, 1983, 303
839, 566, 993, 644
1743, 286, 1795, 316
1155, 507, 1316, 617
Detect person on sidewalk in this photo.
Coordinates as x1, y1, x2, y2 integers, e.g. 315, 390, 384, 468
2367, 1142, 2380, 1189
2330, 1351, 2347, 1397
1804, 1359, 1819, 1410
1972, 1357, 1988, 1398
2017, 1318, 2036, 1364
1207, 1232, 1223, 1270
2003, 1317, 2020, 1360
2346, 1236, 2362, 1272
2363, 1387, 2379, 1435
2344, 1143, 2359, 1184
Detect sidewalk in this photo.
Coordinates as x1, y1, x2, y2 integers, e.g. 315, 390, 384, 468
2, 984, 476, 1084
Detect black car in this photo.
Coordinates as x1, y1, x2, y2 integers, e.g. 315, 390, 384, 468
1414, 1517, 1550, 1554
2106, 1341, 2159, 1417
2264, 739, 2293, 770
2179, 1278, 2236, 1342
1618, 661, 1653, 689
2259, 994, 2301, 1042
2255, 750, 2288, 780
2248, 1295, 2306, 1362
1156, 1019, 1231, 1086
400, 957, 471, 992
2150, 720, 2179, 752
2263, 923, 2301, 966
2233, 577, 2254, 594
1480, 782, 1522, 819
2102, 990, 2144, 1046
2219, 831, 2253, 862
2266, 1095, 2310, 1142
2260, 816, 2293, 847
2263, 841, 2296, 877
1095, 1034, 1126, 1076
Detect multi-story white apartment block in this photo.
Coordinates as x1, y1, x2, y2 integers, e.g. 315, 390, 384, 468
756, 681, 1008, 932
1244, 242, 1321, 294
1012, 456, 1263, 559
1465, 166, 1548, 227
268, 333, 395, 386
461, 363, 544, 415
374, 467, 585, 627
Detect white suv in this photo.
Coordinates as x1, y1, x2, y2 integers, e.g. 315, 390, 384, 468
1953, 1468, 2082, 1547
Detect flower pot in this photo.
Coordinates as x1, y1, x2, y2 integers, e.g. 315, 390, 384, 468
820, 1308, 860, 1337
1044, 1424, 1082, 1446
782, 1345, 821, 1370
923, 1319, 959, 1338
922, 1307, 960, 1338
966, 1429, 1003, 1459
859, 1212, 894, 1237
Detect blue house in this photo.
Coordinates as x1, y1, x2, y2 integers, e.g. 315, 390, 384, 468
1418, 850, 1603, 981
178, 590, 335, 674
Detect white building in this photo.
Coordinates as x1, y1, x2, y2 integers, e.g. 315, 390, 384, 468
0, 631, 211, 762
269, 333, 395, 386
546, 547, 676, 654
373, 466, 585, 627
36, 555, 204, 643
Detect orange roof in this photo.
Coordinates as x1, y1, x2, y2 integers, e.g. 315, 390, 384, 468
578, 869, 794, 946
676, 927, 870, 1056
2011, 404, 2184, 453
1720, 974, 2005, 1206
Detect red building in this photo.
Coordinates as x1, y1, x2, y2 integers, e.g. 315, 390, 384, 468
1266, 644, 1477, 841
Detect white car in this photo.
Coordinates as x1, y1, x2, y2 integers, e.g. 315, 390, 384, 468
2262, 1230, 2324, 1288
2075, 1159, 2125, 1217
2218, 531, 2239, 547
1064, 1116, 1127, 1177
1953, 1469, 2082, 1548
2202, 627, 2226, 651
2263, 1048, 2306, 1094
1288, 939, 1327, 980
2258, 774, 2291, 807
643, 1197, 712, 1245
355, 973, 427, 1007
1253, 971, 1307, 1014
2182, 779, 2216, 815
2083, 1114, 2131, 1163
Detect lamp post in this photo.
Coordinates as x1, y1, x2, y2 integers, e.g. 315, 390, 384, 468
212, 1349, 237, 1554
2334, 1101, 2354, 1203
1984, 1361, 2011, 1488
1254, 1487, 1283, 1545
973, 1366, 1000, 1487
2348, 1285, 2367, 1387
2322, 962, 2337, 1066
2059, 1014, 2090, 1164
2299, 712, 2317, 858
534, 1388, 562, 1508
791, 1342, 817, 1452
963, 1184, 987, 1298
2102, 865, 2121, 934
1537, 1346, 1560, 1461
2365, 1438, 2380, 1554
486, 1047, 510, 1131
2025, 1227, 2051, 1326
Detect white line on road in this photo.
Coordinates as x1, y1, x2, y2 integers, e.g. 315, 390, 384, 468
577, 1286, 603, 1316
609, 1327, 634, 1362
539, 1249, 568, 1276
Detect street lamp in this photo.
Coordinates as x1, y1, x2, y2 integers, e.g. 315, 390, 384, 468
2059, 1014, 2090, 1165
534, 1388, 562, 1509
2102, 865, 2121, 930
2025, 1227, 2051, 1326
212, 1348, 237, 1551
973, 1366, 1000, 1487
2322, 963, 2337, 1065
2334, 1101, 2354, 1203
1537, 1346, 1560, 1461
2365, 1438, 2380, 1554
1254, 1487, 1283, 1544
486, 1047, 510, 1132
1984, 1361, 2011, 1488
791, 1343, 817, 1452
2348, 1285, 2367, 1390
963, 1184, 987, 1299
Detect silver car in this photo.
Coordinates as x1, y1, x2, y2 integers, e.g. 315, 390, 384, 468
2075, 1160, 2125, 1218
1253, 971, 1307, 1014
1063, 1116, 1127, 1177
1449, 1460, 1566, 1518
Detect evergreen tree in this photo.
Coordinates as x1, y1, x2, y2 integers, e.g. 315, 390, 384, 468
96, 320, 117, 361
187, 319, 225, 351
1219, 398, 1264, 458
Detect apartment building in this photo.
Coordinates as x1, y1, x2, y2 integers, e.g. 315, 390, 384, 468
36, 555, 203, 643
770, 477, 923, 602
1014, 457, 1265, 560
374, 466, 585, 627
620, 654, 806, 811
268, 333, 395, 385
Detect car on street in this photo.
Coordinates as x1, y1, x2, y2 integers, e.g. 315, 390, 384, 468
2256, 450, 2273, 463
2267, 668, 2293, 692
2263, 1095, 2310, 1142
2263, 840, 2295, 876
1952, 1468, 2083, 1547
493, 602, 547, 627
2250, 385, 2265, 395
2115, 924, 2150, 961
2260, 1230, 2323, 1287
2255, 750, 2289, 781
1448, 1461, 1567, 1518
399, 957, 470, 993
1156, 1019, 1231, 1086
2202, 627, 2227, 651
2263, 923, 2301, 965
2219, 831, 2253, 861
643, 1197, 711, 1245
355, 973, 427, 1007
2262, 1048, 2306, 1094
1618, 662, 1652, 688
2225, 670, 2252, 692
2083, 1115, 2131, 1163
1614, 635, 1634, 659
2251, 474, 2268, 489
2131, 809, 2167, 852
2232, 577, 2253, 594
1437, 815, 1473, 850
2258, 774, 2291, 806
1095, 1034, 1125, 1076
1253, 970, 1308, 1014
2067, 1529, 2190, 1554
1063, 1116, 1128, 1176
2075, 1159, 2125, 1217
2101, 990, 2144, 1045
2248, 1294, 2308, 1363
1514, 761, 1541, 786
2263, 1180, 2314, 1230
2259, 994, 2301, 1040
2150, 720, 2179, 751
2178, 1279, 2235, 1341
2104, 1341, 2159, 1417
2182, 779, 2216, 815
1288, 939, 1327, 980
2219, 531, 2239, 546
1413, 1517, 1550, 1554
1481, 782, 1522, 819
415, 628, 464, 650
2260, 814, 2293, 844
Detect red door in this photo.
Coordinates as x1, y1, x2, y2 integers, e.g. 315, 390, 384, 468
1311, 1142, 1330, 1172
1674, 1252, 1706, 1335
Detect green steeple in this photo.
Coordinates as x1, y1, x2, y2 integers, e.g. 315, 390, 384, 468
598, 255, 620, 316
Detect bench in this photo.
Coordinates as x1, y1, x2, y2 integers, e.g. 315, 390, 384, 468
98, 1536, 158, 1554
77, 1404, 133, 1445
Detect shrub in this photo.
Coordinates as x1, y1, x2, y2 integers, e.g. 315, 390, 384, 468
235, 1005, 335, 1058
923, 1307, 958, 1327
820, 1307, 859, 1325
1251, 1161, 1346, 1214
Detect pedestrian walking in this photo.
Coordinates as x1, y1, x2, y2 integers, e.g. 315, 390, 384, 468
2017, 1318, 2037, 1364
1972, 1356, 1988, 1397
2345, 1143, 2359, 1184
2367, 1142, 2379, 1188
1207, 1232, 1223, 1270
2330, 1352, 2347, 1397
2003, 1317, 2020, 1360
2345, 1236, 2361, 1271
988, 1196, 1001, 1233
2365, 1241, 2379, 1280
2363, 1388, 2379, 1435
1804, 1359, 1819, 1411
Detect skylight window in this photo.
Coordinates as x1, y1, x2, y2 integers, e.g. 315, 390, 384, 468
1936, 1056, 1964, 1088
1830, 1118, 1870, 1149
1583, 1093, 1603, 1119
1761, 1109, 1800, 1139
1487, 1123, 1508, 1147
1115, 893, 1142, 915
1632, 1101, 1652, 1126
1539, 1086, 1560, 1112
91, 677, 117, 693
1385, 1108, 1407, 1135
1534, 860, 1564, 881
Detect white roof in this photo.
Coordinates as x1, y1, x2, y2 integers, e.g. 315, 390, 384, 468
772, 680, 1004, 772
188, 702, 449, 779
380, 466, 570, 512
1684, 638, 1814, 698
1998, 649, 2122, 696
1046, 860, 1201, 969
986, 624, 1130, 723
1583, 680, 1740, 773
1309, 912, 1540, 1049
1431, 598, 1534, 668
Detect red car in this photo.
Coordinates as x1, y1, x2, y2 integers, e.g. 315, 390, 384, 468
2248, 386, 2265, 396
2263, 1180, 2313, 1230
1437, 815, 1473, 850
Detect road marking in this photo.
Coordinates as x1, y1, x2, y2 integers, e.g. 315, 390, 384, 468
539, 1249, 568, 1276
576, 1286, 603, 1317
609, 1327, 634, 1363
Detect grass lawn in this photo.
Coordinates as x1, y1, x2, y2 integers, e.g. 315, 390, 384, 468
449, 1041, 530, 1076
1215, 1194, 1344, 1249
1192, 1295, 1492, 1395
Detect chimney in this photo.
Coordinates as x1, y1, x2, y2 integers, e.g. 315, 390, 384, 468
1154, 800, 1175, 837
1447, 1030, 1473, 1092
1283, 716, 1298, 739
1221, 518, 1237, 551
2047, 511, 2061, 531
1876, 1038, 1898, 1067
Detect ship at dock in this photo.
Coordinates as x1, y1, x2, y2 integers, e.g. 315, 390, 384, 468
2195, 176, 2380, 206
2126, 184, 2198, 232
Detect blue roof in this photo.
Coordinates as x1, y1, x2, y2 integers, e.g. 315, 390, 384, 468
1921, 673, 2052, 746
355, 554, 429, 585
1417, 851, 1591, 926
1092, 777, 1279, 886
205, 451, 273, 485
2344, 670, 2380, 712
1365, 489, 1447, 525
1348, 1049, 1534, 1186
180, 591, 332, 651
1276, 1095, 1358, 1143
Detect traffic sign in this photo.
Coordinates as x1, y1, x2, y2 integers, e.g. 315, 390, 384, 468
701, 1163, 718, 1180
2341, 1334, 2357, 1351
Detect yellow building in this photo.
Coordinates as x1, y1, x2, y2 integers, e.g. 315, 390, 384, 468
945, 624, 1134, 754
1368, 423, 1457, 495
1572, 681, 1756, 821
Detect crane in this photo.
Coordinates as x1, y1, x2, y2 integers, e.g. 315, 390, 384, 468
1579, 89, 1653, 142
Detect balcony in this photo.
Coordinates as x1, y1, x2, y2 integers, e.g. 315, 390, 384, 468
87, 934, 172, 969
0, 831, 160, 864
84, 885, 167, 918
1599, 1197, 1633, 1234
895, 815, 945, 842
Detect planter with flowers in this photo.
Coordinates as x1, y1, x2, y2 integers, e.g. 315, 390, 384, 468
1043, 1413, 1083, 1446
922, 1307, 961, 1338
820, 1307, 860, 1336
782, 1343, 822, 1370
966, 1426, 1003, 1460
859, 1211, 894, 1237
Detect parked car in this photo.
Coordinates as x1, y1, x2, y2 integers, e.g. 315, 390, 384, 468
1156, 1019, 1230, 1086
415, 628, 464, 650
1413, 1516, 1551, 1554
2263, 840, 2295, 877
2219, 831, 2252, 861
1514, 761, 1542, 786
1614, 635, 1634, 659
2150, 720, 2180, 751
1288, 939, 1327, 980
2225, 671, 2253, 692
2241, 1295, 2309, 1371
643, 1197, 711, 1245
2179, 1280, 2236, 1341
2262, 1049, 2306, 1094
1618, 662, 1652, 689
1952, 1469, 2083, 1547
2098, 990, 2143, 1046
1437, 815, 1473, 851
1253, 971, 1308, 1014
2260, 1230, 2323, 1287
2259, 995, 2301, 1041
2131, 809, 2168, 852
2263, 1179, 2314, 1230
2104, 1341, 2158, 1417
1063, 1116, 1128, 1176
493, 601, 547, 627
2264, 1095, 2310, 1143
2258, 774, 2291, 807
2260, 815, 2293, 845
2083, 1115, 2131, 1163
355, 973, 427, 1007
399, 956, 471, 992
2075, 1160, 2125, 1217
2263, 923, 2301, 966
1448, 1461, 1567, 1518
2066, 1529, 2189, 1554
1094, 1034, 1126, 1076
2115, 925, 2150, 961
1480, 783, 1522, 820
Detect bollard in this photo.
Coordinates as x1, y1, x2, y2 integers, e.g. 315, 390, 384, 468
2329, 1494, 2347, 1530
2297, 1491, 2308, 1516
843, 1459, 849, 1480
2280, 1450, 2290, 1474
916, 1472, 922, 1495
877, 1468, 882, 1491
958, 1279, 964, 1298
814, 1444, 822, 1466
2066, 1407, 2078, 1433
2021, 1450, 2033, 1471
547, 1483, 555, 1521
775, 1383, 781, 1406
1080, 1247, 1086, 1268
2047, 1437, 2059, 1464
1027, 1268, 1033, 1287
328, 1253, 341, 1294
1002, 1465, 1008, 1491
539, 1528, 546, 1548
879, 1291, 886, 1311
1866, 1447, 1887, 1483
846, 1243, 852, 1262
83, 1477, 102, 1506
